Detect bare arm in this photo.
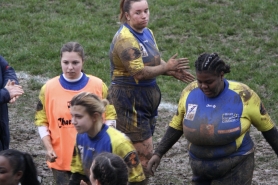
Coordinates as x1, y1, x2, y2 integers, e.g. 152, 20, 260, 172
147, 126, 183, 176
41, 135, 57, 162
134, 54, 190, 80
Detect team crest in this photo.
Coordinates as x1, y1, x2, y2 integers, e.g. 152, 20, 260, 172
124, 151, 139, 168
139, 43, 148, 57
185, 104, 198, 121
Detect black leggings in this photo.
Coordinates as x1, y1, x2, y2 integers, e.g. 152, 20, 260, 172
190, 153, 254, 185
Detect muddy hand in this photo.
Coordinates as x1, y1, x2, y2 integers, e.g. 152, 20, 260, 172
166, 54, 190, 71
147, 155, 161, 176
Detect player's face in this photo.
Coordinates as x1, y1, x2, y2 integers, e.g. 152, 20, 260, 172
196, 71, 224, 98
0, 156, 22, 185
70, 105, 95, 134
126, 0, 149, 33
61, 51, 83, 80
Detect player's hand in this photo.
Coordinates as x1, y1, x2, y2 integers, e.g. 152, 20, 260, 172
80, 180, 88, 185
147, 154, 161, 176
46, 150, 57, 163
171, 69, 195, 83
165, 54, 190, 71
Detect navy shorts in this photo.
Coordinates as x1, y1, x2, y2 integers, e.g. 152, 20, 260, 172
108, 84, 161, 142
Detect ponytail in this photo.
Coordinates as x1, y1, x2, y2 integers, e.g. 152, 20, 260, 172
119, 0, 126, 23
21, 153, 40, 185
119, 0, 143, 23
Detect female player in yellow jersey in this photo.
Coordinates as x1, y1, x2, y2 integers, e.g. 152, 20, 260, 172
148, 53, 278, 185
108, 0, 195, 178
69, 92, 146, 185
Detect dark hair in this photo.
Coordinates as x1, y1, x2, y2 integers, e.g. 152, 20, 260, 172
60, 42, 85, 61
70, 92, 109, 117
194, 53, 231, 75
92, 152, 128, 185
0, 149, 40, 185
119, 0, 144, 23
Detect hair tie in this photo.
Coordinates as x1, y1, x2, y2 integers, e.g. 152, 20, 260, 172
204, 53, 216, 69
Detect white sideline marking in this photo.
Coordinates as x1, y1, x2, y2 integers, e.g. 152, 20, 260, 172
16, 71, 48, 84
158, 101, 177, 112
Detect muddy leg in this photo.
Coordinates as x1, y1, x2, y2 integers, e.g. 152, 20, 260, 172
133, 136, 153, 178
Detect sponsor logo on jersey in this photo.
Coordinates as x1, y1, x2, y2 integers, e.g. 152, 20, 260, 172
185, 104, 198, 121
222, 113, 239, 123
206, 104, 216, 108
57, 118, 73, 128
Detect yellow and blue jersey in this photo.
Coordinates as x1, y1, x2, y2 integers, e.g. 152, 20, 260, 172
170, 79, 274, 159
70, 124, 145, 183
109, 23, 161, 86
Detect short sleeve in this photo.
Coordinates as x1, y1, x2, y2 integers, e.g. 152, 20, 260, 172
114, 36, 144, 76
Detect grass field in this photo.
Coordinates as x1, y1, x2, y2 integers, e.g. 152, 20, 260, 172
1, 1, 278, 184
1, 0, 278, 116
0, 0, 278, 112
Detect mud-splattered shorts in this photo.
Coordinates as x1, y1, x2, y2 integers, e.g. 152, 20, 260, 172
190, 152, 254, 185
108, 83, 161, 142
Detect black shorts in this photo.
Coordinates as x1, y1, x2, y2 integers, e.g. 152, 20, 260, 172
52, 169, 71, 185
190, 152, 254, 185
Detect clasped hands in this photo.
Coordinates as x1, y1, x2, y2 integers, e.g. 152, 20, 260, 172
4, 79, 24, 103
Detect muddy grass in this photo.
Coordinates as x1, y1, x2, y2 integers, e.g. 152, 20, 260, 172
8, 74, 278, 185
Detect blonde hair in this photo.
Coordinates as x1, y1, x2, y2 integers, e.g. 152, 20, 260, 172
70, 92, 109, 116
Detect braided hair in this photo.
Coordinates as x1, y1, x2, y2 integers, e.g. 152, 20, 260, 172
0, 149, 40, 185
194, 53, 231, 75
91, 152, 128, 185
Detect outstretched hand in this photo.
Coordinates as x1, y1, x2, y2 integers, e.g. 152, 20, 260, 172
171, 69, 195, 83
165, 54, 190, 71
147, 155, 161, 176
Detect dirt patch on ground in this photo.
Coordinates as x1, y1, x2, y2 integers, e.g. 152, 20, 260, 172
8, 75, 278, 185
